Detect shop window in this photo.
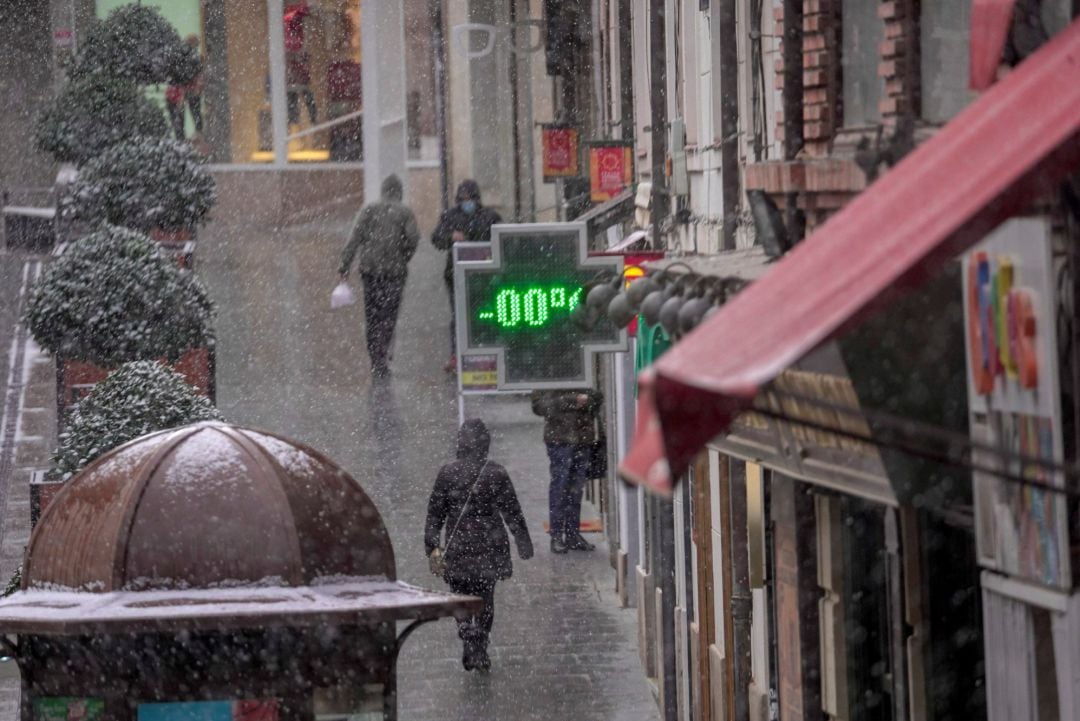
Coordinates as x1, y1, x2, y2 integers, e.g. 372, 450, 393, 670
114, 0, 438, 165
279, 1, 362, 164
841, 0, 883, 127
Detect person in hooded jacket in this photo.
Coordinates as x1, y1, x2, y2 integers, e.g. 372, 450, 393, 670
425, 419, 533, 671
339, 174, 420, 377
431, 180, 502, 372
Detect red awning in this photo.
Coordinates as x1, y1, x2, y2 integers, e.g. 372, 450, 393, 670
621, 18, 1080, 495
970, 0, 1016, 90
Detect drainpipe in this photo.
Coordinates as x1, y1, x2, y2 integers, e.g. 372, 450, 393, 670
729, 461, 752, 721
649, 0, 668, 248
429, 0, 450, 211
716, 0, 738, 250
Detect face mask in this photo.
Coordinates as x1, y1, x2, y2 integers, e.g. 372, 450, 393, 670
461, 200, 478, 215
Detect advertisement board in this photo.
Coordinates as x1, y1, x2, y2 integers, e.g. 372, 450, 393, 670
963, 218, 1069, 590
137, 701, 278, 721
33, 698, 104, 721
541, 125, 579, 181
587, 142, 633, 202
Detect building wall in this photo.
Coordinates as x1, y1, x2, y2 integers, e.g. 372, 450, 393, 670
0, 1, 55, 194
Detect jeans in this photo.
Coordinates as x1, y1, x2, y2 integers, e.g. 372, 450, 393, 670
361, 273, 406, 373
546, 443, 590, 538
446, 575, 496, 647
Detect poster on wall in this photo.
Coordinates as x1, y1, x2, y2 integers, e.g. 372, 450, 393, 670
137, 700, 278, 721
33, 698, 104, 721
587, 141, 633, 202
541, 125, 579, 181
963, 218, 1069, 590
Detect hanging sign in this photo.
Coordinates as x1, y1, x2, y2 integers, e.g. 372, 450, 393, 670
541, 125, 579, 181
588, 141, 633, 202
963, 218, 1069, 591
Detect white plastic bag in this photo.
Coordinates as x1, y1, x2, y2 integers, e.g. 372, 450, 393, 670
330, 281, 357, 309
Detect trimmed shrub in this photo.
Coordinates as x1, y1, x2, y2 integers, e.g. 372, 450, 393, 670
63, 137, 217, 232
50, 361, 222, 480
68, 4, 189, 85
25, 226, 215, 368
34, 73, 167, 166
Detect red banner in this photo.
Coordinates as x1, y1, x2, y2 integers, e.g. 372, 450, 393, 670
588, 142, 633, 202
542, 125, 579, 181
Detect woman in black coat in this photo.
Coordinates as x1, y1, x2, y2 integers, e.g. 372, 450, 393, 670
425, 418, 533, 670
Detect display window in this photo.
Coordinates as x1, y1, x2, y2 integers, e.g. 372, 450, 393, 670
93, 0, 437, 166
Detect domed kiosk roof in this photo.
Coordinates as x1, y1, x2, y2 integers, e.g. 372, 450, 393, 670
0, 423, 477, 635
26, 422, 395, 592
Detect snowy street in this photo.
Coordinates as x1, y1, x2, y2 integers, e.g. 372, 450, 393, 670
175, 207, 655, 720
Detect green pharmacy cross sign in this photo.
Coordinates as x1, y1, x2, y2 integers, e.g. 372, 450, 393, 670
453, 222, 627, 390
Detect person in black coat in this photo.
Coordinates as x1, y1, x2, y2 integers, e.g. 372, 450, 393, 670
425, 418, 532, 671
431, 180, 502, 371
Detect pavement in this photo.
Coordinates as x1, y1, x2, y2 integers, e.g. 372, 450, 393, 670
0, 209, 658, 720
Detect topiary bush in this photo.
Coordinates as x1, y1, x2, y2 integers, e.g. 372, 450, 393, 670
25, 226, 215, 368
49, 361, 223, 481
33, 72, 167, 166
68, 4, 189, 85
63, 137, 217, 232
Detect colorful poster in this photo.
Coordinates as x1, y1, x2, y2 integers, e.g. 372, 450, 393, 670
33, 698, 104, 721
963, 218, 1069, 589
588, 142, 633, 202
541, 125, 579, 181
137, 701, 278, 721
461, 354, 498, 391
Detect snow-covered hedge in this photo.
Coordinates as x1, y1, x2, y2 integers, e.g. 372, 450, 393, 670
68, 4, 191, 85
34, 73, 167, 166
63, 137, 217, 232
50, 361, 222, 481
25, 227, 215, 368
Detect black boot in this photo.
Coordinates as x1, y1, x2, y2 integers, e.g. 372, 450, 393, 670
565, 533, 596, 551
474, 637, 491, 671
550, 534, 568, 554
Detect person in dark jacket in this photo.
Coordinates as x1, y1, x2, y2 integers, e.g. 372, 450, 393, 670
531, 389, 603, 554
339, 174, 420, 377
431, 179, 502, 372
425, 419, 532, 671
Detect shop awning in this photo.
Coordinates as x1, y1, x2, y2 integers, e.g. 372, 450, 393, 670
970, 0, 1016, 90
620, 18, 1080, 495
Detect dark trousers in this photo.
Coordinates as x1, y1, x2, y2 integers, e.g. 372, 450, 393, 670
167, 94, 204, 141
546, 443, 590, 538
287, 88, 318, 125
446, 575, 496, 647
361, 273, 406, 372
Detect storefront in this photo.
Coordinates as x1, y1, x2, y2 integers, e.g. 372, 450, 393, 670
84, 0, 440, 169
965, 218, 1080, 721
619, 20, 1080, 721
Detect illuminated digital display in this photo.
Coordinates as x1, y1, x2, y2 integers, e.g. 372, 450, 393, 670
476, 285, 583, 329
454, 223, 627, 389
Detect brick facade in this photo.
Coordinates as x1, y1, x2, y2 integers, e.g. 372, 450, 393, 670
763, 0, 924, 227
878, 0, 921, 125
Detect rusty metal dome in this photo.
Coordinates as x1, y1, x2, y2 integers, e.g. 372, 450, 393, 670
24, 422, 395, 592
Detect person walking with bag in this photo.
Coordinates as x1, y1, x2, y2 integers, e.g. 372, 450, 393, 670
425, 419, 532, 671
531, 389, 604, 554
338, 174, 420, 378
